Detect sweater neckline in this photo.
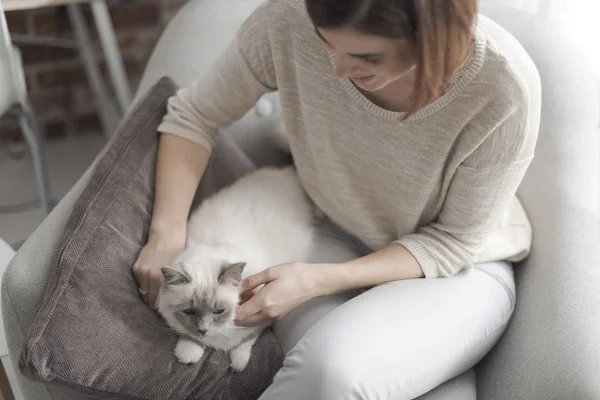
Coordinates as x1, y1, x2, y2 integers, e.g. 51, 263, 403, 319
328, 28, 486, 122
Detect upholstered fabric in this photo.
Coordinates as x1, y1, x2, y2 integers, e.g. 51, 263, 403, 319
475, 5, 600, 399
14, 77, 283, 400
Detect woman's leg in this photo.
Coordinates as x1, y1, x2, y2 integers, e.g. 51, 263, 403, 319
273, 224, 368, 354
262, 228, 516, 400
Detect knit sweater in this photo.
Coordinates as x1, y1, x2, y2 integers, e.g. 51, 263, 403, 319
158, 0, 541, 278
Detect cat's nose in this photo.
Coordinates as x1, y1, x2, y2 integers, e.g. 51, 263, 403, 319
198, 328, 208, 335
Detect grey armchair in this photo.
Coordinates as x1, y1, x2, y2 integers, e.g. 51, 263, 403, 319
3, 1, 599, 399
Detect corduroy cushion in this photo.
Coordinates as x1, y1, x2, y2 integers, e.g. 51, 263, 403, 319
18, 77, 284, 400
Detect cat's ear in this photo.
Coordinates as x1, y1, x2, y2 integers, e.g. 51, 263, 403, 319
218, 262, 246, 286
161, 265, 191, 286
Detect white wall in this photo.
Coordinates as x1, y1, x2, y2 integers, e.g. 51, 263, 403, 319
482, 0, 600, 76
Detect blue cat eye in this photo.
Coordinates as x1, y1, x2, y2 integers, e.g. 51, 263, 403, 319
213, 309, 225, 315
183, 309, 195, 316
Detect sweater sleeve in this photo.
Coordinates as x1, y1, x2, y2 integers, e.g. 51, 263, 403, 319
394, 103, 539, 278
157, 2, 277, 151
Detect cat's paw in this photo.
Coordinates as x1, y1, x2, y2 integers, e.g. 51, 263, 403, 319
229, 346, 252, 372
175, 339, 205, 364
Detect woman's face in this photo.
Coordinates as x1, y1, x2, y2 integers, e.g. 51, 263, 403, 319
316, 27, 417, 92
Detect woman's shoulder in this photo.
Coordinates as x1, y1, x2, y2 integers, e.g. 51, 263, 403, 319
474, 15, 541, 112
240, 0, 311, 34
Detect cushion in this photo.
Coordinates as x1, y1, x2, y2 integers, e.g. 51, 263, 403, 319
18, 77, 284, 399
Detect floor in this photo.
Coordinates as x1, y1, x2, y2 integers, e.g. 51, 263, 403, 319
0, 135, 106, 249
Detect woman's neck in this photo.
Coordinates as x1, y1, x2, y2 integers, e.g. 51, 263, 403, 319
359, 69, 417, 113
358, 35, 475, 113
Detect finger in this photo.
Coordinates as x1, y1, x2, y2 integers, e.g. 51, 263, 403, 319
235, 294, 265, 321
133, 265, 147, 299
239, 290, 254, 304
136, 274, 149, 302
235, 311, 271, 327
140, 286, 149, 304
147, 271, 163, 310
155, 291, 162, 310
243, 268, 276, 291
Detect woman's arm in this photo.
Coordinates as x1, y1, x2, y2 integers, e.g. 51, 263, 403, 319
319, 243, 424, 294
235, 245, 424, 326
133, 2, 278, 309
151, 135, 210, 237
132, 134, 209, 309
236, 108, 539, 326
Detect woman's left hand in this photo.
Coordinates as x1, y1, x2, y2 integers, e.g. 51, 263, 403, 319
235, 262, 328, 327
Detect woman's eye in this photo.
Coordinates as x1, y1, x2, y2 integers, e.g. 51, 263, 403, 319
213, 309, 225, 315
363, 57, 381, 65
182, 309, 195, 316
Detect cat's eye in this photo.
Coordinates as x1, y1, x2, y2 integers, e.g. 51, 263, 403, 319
213, 309, 225, 315
182, 309, 195, 316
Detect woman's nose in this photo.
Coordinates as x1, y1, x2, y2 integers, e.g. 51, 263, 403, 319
334, 54, 356, 79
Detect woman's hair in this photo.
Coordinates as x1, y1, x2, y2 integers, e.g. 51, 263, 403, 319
305, 0, 477, 114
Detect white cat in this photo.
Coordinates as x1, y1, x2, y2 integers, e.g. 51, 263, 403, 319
158, 166, 315, 371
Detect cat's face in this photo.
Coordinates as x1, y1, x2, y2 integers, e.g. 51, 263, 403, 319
158, 259, 245, 340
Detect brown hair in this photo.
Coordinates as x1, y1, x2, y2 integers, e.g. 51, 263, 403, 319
305, 0, 477, 114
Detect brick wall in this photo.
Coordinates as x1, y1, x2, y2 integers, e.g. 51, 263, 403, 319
0, 0, 189, 144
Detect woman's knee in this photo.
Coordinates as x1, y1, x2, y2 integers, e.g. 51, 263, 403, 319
274, 332, 369, 400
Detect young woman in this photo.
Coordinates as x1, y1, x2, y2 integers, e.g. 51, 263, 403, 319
134, 0, 540, 397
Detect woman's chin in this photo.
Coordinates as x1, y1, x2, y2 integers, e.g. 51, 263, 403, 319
351, 76, 387, 92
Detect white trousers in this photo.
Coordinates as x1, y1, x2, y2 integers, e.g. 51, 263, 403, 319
258, 224, 516, 400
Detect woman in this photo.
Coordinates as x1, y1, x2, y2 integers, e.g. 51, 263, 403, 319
134, 0, 540, 398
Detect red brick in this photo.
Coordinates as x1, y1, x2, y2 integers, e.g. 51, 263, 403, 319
36, 62, 89, 89
43, 119, 68, 139
25, 71, 36, 92
166, 0, 190, 12
30, 90, 73, 120
20, 45, 78, 66
2, 0, 179, 144
0, 117, 22, 145
32, 8, 72, 36
116, 28, 159, 55
124, 57, 144, 77
5, 10, 29, 35
74, 112, 102, 135
164, 0, 189, 26
109, 3, 159, 30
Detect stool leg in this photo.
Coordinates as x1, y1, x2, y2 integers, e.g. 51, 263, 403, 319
17, 105, 53, 215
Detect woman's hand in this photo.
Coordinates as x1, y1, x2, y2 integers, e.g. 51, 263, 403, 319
235, 262, 328, 327
133, 229, 186, 310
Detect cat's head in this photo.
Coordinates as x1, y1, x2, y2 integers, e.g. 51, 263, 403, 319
157, 257, 246, 340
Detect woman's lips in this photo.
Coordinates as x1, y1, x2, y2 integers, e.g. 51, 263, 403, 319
351, 75, 375, 84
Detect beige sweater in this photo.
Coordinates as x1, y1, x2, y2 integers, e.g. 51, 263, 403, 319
158, 0, 541, 278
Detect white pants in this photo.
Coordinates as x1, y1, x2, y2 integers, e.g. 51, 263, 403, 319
258, 224, 516, 400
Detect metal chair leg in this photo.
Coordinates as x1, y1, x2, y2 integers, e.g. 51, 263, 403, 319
67, 3, 120, 137
17, 105, 53, 215
91, 0, 132, 114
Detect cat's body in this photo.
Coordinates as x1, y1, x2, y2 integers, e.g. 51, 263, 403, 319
158, 166, 315, 371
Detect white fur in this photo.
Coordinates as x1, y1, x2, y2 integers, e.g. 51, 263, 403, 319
175, 339, 205, 364
158, 166, 315, 371
186, 166, 315, 276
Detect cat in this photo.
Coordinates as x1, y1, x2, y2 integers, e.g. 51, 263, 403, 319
158, 166, 316, 371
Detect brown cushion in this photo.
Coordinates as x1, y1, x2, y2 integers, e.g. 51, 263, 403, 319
19, 77, 284, 399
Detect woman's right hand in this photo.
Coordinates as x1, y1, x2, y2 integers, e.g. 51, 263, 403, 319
133, 229, 186, 310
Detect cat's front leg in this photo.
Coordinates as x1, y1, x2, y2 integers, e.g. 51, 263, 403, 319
175, 338, 205, 364
229, 333, 260, 372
